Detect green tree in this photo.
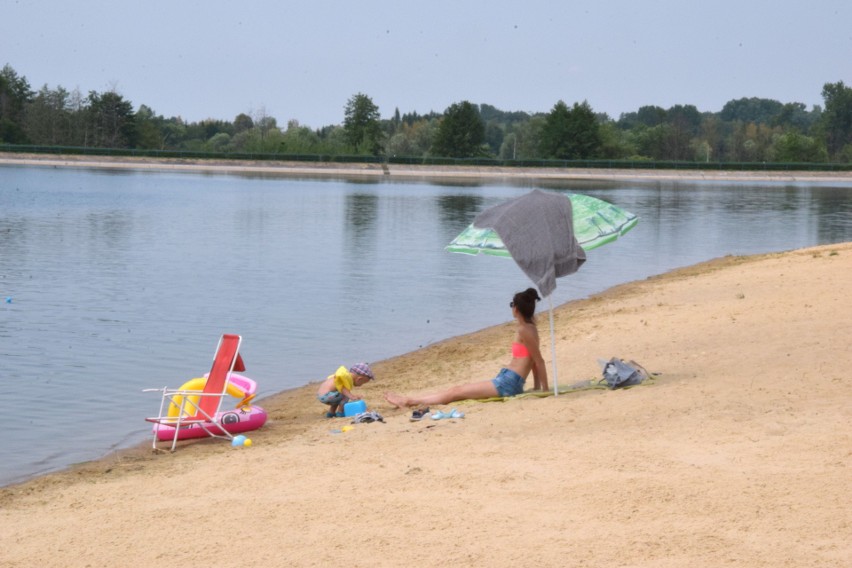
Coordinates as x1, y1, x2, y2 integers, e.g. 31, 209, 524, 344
773, 102, 817, 132
206, 132, 231, 152
539, 100, 601, 159
691, 139, 712, 162
484, 122, 503, 156
618, 105, 666, 130
479, 103, 530, 157
597, 121, 632, 159
234, 113, 254, 133
386, 118, 437, 158
86, 90, 135, 147
664, 104, 701, 160
725, 121, 776, 162
629, 124, 667, 160
431, 101, 486, 158
698, 115, 724, 162
478, 103, 531, 127
539, 100, 571, 158
512, 115, 545, 160
159, 119, 187, 150
834, 143, 852, 163
720, 97, 784, 124
635, 105, 667, 127
320, 124, 351, 155
498, 131, 518, 160
771, 131, 827, 162
0, 64, 33, 143
66, 88, 89, 146
133, 105, 168, 150
256, 116, 278, 141
566, 101, 601, 158
820, 81, 852, 158
230, 124, 283, 154
343, 92, 382, 155
182, 118, 235, 149
386, 107, 401, 137
279, 120, 323, 154
25, 84, 71, 145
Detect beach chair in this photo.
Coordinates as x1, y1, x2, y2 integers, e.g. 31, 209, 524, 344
145, 333, 247, 451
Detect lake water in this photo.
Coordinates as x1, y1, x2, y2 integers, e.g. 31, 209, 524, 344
1, 164, 851, 487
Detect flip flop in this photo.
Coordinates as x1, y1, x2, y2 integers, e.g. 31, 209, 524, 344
325, 411, 335, 419
410, 407, 430, 421
432, 409, 465, 420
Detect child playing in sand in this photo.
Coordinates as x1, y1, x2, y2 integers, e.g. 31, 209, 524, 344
317, 362, 375, 418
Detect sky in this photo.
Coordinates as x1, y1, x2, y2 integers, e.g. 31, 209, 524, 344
3, 0, 851, 128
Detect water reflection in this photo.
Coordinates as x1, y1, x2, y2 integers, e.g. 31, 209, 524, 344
436, 194, 485, 233
812, 187, 852, 243
345, 193, 380, 230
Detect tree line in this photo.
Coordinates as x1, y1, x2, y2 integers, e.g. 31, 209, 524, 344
2, 63, 851, 164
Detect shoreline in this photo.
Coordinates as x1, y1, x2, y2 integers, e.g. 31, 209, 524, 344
2, 151, 852, 183
3, 155, 845, 489
0, 249, 802, 491
0, 248, 796, 490
1, 243, 851, 566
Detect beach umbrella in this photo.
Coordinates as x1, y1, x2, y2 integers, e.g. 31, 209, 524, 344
446, 189, 638, 395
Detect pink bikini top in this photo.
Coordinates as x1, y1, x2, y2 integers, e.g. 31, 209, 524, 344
512, 342, 530, 358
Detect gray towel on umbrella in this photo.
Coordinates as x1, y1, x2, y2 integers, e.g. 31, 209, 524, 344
473, 189, 586, 297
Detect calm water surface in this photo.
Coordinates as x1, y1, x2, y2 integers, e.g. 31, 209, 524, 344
1, 165, 851, 486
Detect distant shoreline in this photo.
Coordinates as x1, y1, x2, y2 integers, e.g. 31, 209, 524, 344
2, 152, 851, 183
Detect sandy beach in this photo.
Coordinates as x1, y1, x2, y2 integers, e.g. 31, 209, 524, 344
1, 236, 850, 566
2, 151, 852, 183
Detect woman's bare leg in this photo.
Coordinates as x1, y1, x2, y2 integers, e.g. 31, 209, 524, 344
384, 379, 499, 408
383, 392, 414, 408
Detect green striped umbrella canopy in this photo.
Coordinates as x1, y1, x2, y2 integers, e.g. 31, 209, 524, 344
446, 192, 638, 257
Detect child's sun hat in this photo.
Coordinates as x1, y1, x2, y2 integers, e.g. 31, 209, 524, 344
349, 362, 375, 380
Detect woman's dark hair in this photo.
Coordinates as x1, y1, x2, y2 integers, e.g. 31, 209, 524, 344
512, 288, 541, 323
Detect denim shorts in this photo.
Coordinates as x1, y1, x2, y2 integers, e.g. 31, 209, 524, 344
491, 368, 525, 397
317, 391, 344, 405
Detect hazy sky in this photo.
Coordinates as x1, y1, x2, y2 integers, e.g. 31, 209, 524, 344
4, 1, 850, 128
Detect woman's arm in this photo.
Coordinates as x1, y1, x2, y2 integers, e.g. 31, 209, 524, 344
521, 325, 548, 391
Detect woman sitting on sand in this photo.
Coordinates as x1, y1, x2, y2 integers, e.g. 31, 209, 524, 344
384, 288, 548, 408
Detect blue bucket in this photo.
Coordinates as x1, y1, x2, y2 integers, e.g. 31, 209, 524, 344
343, 400, 367, 417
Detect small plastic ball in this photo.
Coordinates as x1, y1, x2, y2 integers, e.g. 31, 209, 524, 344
243, 438, 252, 447
231, 435, 247, 447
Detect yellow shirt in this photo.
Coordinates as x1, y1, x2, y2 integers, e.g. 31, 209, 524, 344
331, 366, 353, 393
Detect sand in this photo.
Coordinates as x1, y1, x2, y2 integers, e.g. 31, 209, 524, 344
2, 151, 852, 182
1, 238, 850, 567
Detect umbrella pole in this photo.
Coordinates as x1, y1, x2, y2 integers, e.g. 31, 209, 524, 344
548, 296, 558, 396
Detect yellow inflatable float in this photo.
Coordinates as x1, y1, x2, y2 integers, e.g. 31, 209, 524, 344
167, 373, 257, 418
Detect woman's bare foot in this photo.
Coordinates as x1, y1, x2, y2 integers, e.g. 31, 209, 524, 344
383, 392, 412, 408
